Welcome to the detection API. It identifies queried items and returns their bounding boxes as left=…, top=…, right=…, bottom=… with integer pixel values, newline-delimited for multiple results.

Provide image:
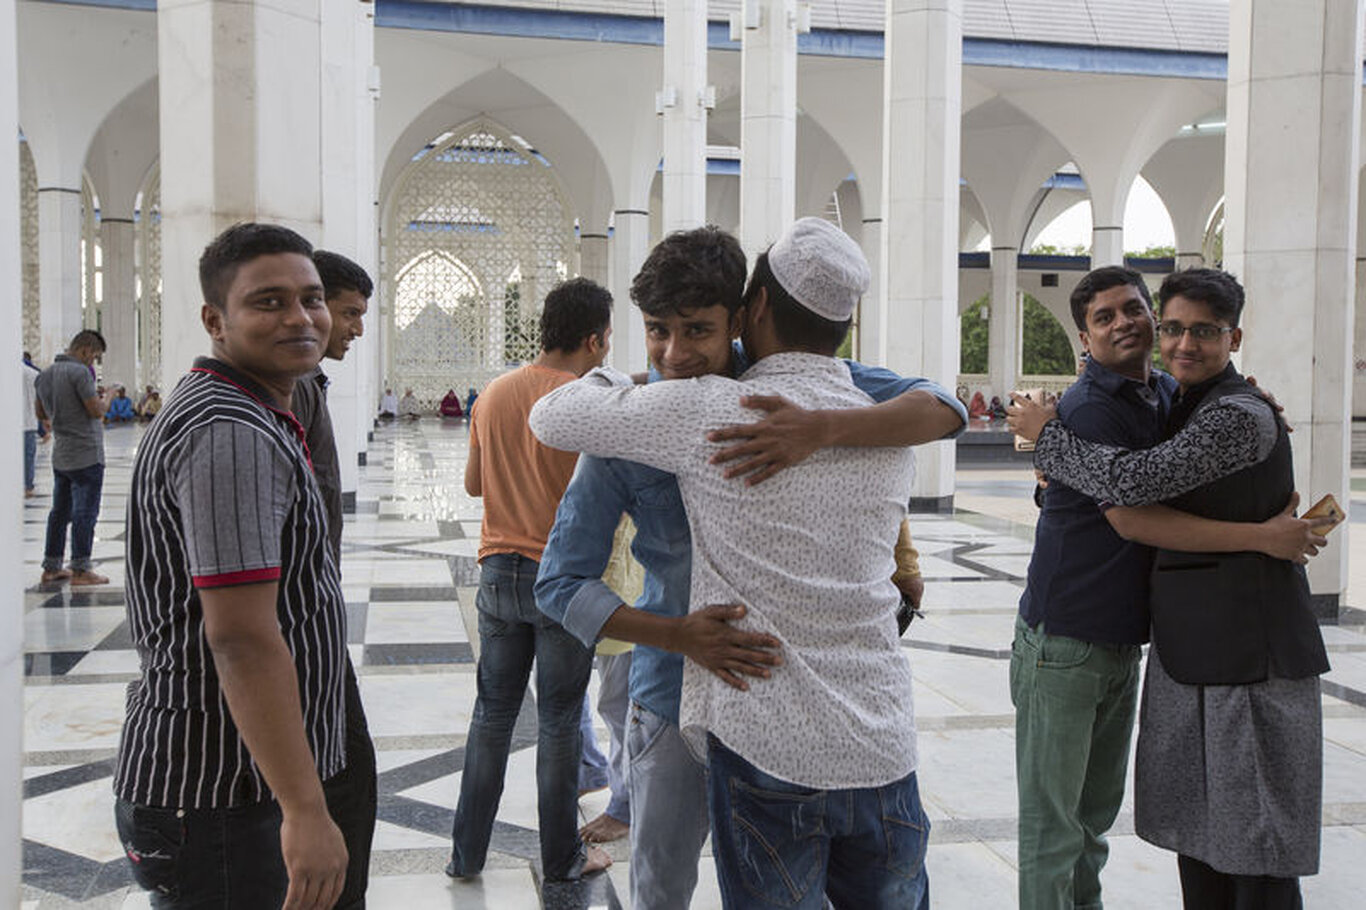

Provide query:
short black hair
left=199, top=223, right=314, bottom=310
left=69, top=329, right=106, bottom=355
left=313, top=250, right=373, bottom=301
left=1069, top=266, right=1153, bottom=331
left=631, top=226, right=747, bottom=318
left=1158, top=268, right=1245, bottom=327
left=540, top=277, right=613, bottom=353
left=745, top=252, right=850, bottom=355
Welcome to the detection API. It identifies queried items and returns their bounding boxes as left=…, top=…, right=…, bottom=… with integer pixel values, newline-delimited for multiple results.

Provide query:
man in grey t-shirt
left=35, top=330, right=112, bottom=585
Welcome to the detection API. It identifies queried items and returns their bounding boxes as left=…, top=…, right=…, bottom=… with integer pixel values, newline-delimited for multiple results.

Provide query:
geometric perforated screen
left=383, top=120, right=573, bottom=409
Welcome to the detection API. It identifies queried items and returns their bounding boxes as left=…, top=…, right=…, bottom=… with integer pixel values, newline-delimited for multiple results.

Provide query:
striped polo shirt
left=114, top=357, right=347, bottom=809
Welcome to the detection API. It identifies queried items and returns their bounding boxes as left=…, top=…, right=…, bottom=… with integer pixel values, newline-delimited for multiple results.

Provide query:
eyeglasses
left=1157, top=322, right=1234, bottom=342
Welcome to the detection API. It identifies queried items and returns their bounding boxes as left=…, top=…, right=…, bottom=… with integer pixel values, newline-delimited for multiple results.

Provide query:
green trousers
left=1010, top=615, right=1141, bottom=910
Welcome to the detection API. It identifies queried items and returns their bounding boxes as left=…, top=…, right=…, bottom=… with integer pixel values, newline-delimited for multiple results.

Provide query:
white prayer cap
left=767, top=217, right=870, bottom=322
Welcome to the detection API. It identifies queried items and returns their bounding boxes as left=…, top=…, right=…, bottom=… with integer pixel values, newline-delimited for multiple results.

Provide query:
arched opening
left=382, top=121, right=574, bottom=408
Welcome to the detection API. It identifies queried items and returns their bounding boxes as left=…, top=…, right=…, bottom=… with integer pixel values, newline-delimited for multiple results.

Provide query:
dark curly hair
left=631, top=226, right=746, bottom=318
left=1158, top=268, right=1245, bottom=327
left=540, top=277, right=613, bottom=353
left=1069, top=265, right=1152, bottom=331
left=313, top=250, right=373, bottom=301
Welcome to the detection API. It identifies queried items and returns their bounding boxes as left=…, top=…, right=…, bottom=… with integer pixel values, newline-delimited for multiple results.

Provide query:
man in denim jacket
left=534, top=225, right=966, bottom=910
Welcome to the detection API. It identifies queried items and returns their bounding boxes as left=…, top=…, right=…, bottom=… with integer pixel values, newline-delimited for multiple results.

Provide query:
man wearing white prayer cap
left=529, top=217, right=932, bottom=909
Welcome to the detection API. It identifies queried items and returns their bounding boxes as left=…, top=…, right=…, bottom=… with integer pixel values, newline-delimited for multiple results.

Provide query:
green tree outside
left=960, top=292, right=1074, bottom=376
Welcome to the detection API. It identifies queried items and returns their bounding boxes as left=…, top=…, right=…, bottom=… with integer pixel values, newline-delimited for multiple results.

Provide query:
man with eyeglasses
left=1009, top=266, right=1312, bottom=910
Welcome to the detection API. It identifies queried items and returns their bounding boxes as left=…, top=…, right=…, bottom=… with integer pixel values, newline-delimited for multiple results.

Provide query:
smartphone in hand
left=1303, top=493, right=1346, bottom=534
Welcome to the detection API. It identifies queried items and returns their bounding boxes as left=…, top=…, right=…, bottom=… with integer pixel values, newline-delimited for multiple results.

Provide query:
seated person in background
left=989, top=395, right=1008, bottom=420
left=379, top=387, right=399, bottom=418
left=439, top=389, right=464, bottom=418
left=399, top=388, right=421, bottom=419
left=139, top=389, right=162, bottom=421
left=105, top=386, right=136, bottom=422
left=968, top=390, right=989, bottom=420
left=466, top=386, right=479, bottom=414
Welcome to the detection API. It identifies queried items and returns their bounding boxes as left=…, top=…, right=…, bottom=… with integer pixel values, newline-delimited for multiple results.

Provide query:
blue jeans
left=628, top=702, right=709, bottom=910
left=114, top=797, right=288, bottom=908
left=23, top=429, right=36, bottom=491
left=44, top=462, right=104, bottom=571
left=706, top=735, right=931, bottom=910
left=449, top=553, right=595, bottom=880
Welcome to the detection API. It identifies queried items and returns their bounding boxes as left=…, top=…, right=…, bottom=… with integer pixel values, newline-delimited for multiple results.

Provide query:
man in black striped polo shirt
left=114, top=223, right=349, bottom=909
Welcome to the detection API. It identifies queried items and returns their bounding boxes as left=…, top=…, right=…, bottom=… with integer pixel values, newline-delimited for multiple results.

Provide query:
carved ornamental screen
left=20, top=140, right=38, bottom=357
left=382, top=121, right=573, bottom=409
left=135, top=166, right=161, bottom=391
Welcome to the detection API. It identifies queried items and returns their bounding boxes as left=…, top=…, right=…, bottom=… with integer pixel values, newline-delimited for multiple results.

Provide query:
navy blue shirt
left=1018, top=359, right=1176, bottom=645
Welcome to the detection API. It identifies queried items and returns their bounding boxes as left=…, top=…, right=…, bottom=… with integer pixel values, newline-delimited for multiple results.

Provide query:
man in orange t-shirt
left=448, top=277, right=614, bottom=882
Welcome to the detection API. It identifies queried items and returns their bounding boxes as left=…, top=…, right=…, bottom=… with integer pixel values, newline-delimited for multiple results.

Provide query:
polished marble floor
left=19, top=420, right=1366, bottom=908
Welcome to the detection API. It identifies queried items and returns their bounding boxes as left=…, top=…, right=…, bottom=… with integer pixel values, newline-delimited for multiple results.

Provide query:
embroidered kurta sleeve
left=528, top=366, right=710, bottom=475
left=1032, top=393, right=1278, bottom=507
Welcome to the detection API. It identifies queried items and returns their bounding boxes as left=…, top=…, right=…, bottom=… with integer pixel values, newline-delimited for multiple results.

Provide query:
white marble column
left=37, top=186, right=82, bottom=362
left=1174, top=252, right=1205, bottom=270
left=1, top=0, right=24, bottom=901
left=737, top=0, right=798, bottom=260
left=99, top=218, right=137, bottom=390
left=610, top=208, right=650, bottom=372
left=580, top=231, right=610, bottom=287
left=319, top=0, right=377, bottom=505
left=661, top=0, right=708, bottom=232
left=1225, top=0, right=1364, bottom=618
left=1090, top=223, right=1124, bottom=267
left=157, top=0, right=325, bottom=383
left=987, top=246, right=1020, bottom=398
left=860, top=216, right=883, bottom=362
left=881, top=0, right=962, bottom=511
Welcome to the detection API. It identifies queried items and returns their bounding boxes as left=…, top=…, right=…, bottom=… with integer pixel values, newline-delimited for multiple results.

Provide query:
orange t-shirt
left=470, top=363, right=580, bottom=563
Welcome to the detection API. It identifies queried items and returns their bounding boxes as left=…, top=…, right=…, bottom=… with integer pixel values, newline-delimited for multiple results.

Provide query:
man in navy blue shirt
left=1012, top=266, right=1172, bottom=910
left=535, top=226, right=966, bottom=910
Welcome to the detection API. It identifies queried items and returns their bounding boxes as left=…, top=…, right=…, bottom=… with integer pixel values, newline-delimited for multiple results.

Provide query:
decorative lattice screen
left=135, top=166, right=161, bottom=391
left=81, top=177, right=100, bottom=331
left=382, top=121, right=573, bottom=409
left=20, top=141, right=38, bottom=357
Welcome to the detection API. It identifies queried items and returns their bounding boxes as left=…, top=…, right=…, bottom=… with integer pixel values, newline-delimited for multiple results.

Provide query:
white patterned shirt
left=529, top=353, right=918, bottom=789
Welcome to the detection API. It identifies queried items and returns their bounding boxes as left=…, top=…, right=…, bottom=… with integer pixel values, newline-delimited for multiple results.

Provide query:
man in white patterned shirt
left=530, top=218, right=929, bottom=909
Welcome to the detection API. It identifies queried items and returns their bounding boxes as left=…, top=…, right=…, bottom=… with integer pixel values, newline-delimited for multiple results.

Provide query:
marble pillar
left=1090, top=223, right=1124, bottom=267
left=738, top=0, right=798, bottom=260
left=1174, top=251, right=1205, bottom=270
left=1224, top=0, right=1364, bottom=617
left=37, top=186, right=82, bottom=363
left=580, top=232, right=610, bottom=287
left=1, top=0, right=23, bottom=901
left=610, top=209, right=650, bottom=372
left=319, top=0, right=376, bottom=499
left=881, top=0, right=962, bottom=512
left=99, top=218, right=137, bottom=390
left=156, top=0, right=325, bottom=383
left=988, top=246, right=1020, bottom=398
left=860, top=216, right=883, bottom=363
left=661, top=0, right=708, bottom=232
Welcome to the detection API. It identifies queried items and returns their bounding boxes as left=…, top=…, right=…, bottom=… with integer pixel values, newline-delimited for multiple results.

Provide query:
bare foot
left=70, top=570, right=110, bottom=587
left=582, top=844, right=612, bottom=875
left=40, top=568, right=71, bottom=584
left=580, top=812, right=629, bottom=844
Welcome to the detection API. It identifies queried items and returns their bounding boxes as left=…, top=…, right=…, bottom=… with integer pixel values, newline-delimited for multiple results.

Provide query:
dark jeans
left=1178, top=855, right=1303, bottom=910
left=706, top=735, right=931, bottom=910
left=323, top=659, right=377, bottom=910
left=23, top=429, right=36, bottom=491
left=115, top=797, right=288, bottom=908
left=44, top=461, right=104, bottom=571
left=449, top=553, right=594, bottom=880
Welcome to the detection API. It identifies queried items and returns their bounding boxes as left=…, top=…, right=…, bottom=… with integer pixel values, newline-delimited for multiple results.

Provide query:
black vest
left=1148, top=368, right=1329, bottom=685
